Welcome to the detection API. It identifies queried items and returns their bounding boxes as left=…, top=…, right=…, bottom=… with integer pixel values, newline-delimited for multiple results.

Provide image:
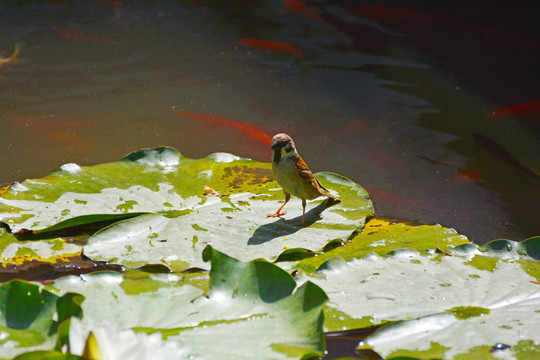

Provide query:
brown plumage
left=267, top=133, right=340, bottom=225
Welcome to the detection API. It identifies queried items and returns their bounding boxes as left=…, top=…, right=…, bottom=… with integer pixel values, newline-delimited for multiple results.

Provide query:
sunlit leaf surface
left=47, top=247, right=327, bottom=360
left=0, top=228, right=82, bottom=267
left=293, top=217, right=470, bottom=273
left=298, top=238, right=540, bottom=359
left=2, top=146, right=538, bottom=360
left=0, top=147, right=373, bottom=270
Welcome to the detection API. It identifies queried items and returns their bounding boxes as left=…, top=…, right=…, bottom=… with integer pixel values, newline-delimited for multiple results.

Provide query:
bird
left=267, top=133, right=340, bottom=226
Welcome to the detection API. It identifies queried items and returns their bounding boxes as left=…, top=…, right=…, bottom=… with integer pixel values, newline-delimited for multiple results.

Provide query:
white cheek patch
left=280, top=148, right=295, bottom=159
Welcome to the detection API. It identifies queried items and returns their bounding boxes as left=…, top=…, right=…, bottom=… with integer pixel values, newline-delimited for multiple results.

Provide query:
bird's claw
left=267, top=211, right=287, bottom=218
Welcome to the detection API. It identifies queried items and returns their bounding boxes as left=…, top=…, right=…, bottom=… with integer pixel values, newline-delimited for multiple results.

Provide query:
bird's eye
left=284, top=142, right=293, bottom=152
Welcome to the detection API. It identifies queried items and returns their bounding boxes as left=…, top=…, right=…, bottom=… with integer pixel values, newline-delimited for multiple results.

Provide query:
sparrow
left=267, top=133, right=340, bottom=226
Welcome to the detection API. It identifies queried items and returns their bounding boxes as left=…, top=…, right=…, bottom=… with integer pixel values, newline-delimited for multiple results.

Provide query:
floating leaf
left=0, top=148, right=372, bottom=270
left=294, top=217, right=469, bottom=273
left=13, top=350, right=82, bottom=360
left=0, top=228, right=82, bottom=268
left=0, top=281, right=83, bottom=358
left=47, top=246, right=327, bottom=360
left=297, top=238, right=540, bottom=359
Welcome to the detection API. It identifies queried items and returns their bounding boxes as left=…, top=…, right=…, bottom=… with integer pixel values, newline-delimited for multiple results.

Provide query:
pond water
left=1, top=0, right=538, bottom=245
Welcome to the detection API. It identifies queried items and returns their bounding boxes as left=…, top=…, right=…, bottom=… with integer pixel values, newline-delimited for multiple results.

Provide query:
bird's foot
left=267, top=211, right=287, bottom=218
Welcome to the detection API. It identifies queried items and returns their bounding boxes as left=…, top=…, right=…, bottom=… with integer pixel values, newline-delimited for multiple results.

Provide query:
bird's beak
left=271, top=142, right=278, bottom=149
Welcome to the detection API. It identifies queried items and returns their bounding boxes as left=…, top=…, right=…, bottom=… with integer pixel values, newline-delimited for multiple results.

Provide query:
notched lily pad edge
left=312, top=236, right=540, bottom=273
left=1, top=212, right=154, bottom=237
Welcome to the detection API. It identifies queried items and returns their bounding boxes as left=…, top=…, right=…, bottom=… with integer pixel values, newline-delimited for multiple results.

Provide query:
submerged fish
left=283, top=0, right=353, bottom=47
left=55, top=28, right=115, bottom=45
left=238, top=39, right=303, bottom=59
left=173, top=109, right=272, bottom=146
left=283, top=0, right=324, bottom=22
left=331, top=119, right=367, bottom=140
left=368, top=141, right=401, bottom=172
left=351, top=7, right=437, bottom=21
left=0, top=44, right=20, bottom=70
left=5, top=111, right=89, bottom=151
left=488, top=101, right=540, bottom=120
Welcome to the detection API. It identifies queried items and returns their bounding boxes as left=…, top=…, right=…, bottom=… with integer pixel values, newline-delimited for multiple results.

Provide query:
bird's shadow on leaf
left=247, top=198, right=340, bottom=245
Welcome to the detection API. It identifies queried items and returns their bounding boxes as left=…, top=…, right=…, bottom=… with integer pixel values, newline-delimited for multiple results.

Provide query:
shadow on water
left=0, top=1, right=538, bottom=244
left=357, top=63, right=540, bottom=242
left=0, top=255, right=124, bottom=284
left=323, top=327, right=384, bottom=360
left=247, top=199, right=339, bottom=245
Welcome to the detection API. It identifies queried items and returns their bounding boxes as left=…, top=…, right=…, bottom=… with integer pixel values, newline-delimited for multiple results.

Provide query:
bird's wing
left=296, top=155, right=335, bottom=197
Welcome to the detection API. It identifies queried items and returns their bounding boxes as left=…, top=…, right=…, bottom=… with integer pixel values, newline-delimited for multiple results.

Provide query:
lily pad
left=47, top=246, right=328, bottom=360
left=297, top=238, right=540, bottom=358
left=0, top=147, right=373, bottom=270
left=0, top=228, right=82, bottom=268
left=293, top=217, right=470, bottom=273
left=0, top=280, right=82, bottom=358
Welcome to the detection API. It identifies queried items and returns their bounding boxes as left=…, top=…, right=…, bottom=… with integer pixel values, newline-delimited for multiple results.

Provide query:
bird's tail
left=318, top=182, right=341, bottom=203
left=325, top=192, right=341, bottom=203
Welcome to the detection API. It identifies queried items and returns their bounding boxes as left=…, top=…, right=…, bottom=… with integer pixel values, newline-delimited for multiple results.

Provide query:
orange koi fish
left=173, top=110, right=272, bottom=146
left=363, top=184, right=420, bottom=210
left=446, top=170, right=481, bottom=184
left=0, top=44, right=20, bottom=70
left=55, top=29, right=115, bottom=45
left=368, top=141, right=401, bottom=172
left=283, top=0, right=353, bottom=48
left=99, top=0, right=122, bottom=7
left=488, top=101, right=540, bottom=120
left=238, top=39, right=303, bottom=60
left=351, top=7, right=436, bottom=21
left=5, top=111, right=89, bottom=151
left=331, top=119, right=367, bottom=140
left=283, top=0, right=324, bottom=22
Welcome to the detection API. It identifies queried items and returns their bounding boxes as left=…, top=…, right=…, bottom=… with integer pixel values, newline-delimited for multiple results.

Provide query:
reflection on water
left=0, top=0, right=538, bottom=244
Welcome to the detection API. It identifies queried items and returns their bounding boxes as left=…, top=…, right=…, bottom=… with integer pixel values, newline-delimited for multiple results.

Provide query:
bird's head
left=271, top=133, right=296, bottom=162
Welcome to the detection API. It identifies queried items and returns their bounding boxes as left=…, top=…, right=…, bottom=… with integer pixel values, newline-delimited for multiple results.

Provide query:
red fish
left=99, top=0, right=122, bottom=7
left=173, top=110, right=272, bottom=146
left=238, top=39, right=303, bottom=60
left=448, top=170, right=481, bottom=184
left=351, top=7, right=436, bottom=21
left=363, top=184, right=420, bottom=210
left=283, top=0, right=353, bottom=48
left=5, top=111, right=89, bottom=151
left=283, top=0, right=325, bottom=22
left=332, top=119, right=367, bottom=140
left=488, top=101, right=540, bottom=120
left=0, top=43, right=20, bottom=70
left=55, top=29, right=115, bottom=45
left=368, top=141, right=401, bottom=172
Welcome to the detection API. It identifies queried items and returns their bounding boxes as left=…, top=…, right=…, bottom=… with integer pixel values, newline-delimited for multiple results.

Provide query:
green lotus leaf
left=13, top=350, right=83, bottom=360
left=294, top=217, right=470, bottom=273
left=0, top=281, right=83, bottom=358
left=48, top=246, right=327, bottom=359
left=0, top=147, right=372, bottom=270
left=297, top=238, right=539, bottom=358
left=0, top=228, right=82, bottom=267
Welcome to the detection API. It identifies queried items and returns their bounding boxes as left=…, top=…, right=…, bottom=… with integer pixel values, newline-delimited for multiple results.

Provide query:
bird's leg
left=295, top=199, right=307, bottom=226
left=267, top=193, right=290, bottom=218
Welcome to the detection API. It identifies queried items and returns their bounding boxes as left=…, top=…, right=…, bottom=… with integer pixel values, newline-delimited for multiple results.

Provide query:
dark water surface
left=1, top=0, right=538, bottom=245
